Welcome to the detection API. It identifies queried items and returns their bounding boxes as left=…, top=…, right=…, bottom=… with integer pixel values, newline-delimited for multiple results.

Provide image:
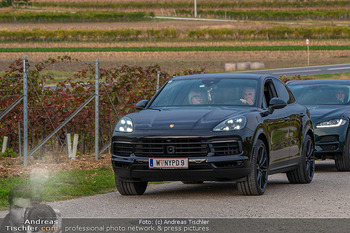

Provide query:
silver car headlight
left=213, top=116, right=247, bottom=132
left=116, top=117, right=134, bottom=132
left=316, top=119, right=347, bottom=128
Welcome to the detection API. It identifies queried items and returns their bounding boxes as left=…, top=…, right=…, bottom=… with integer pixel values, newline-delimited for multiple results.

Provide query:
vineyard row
left=30, top=0, right=350, bottom=9
left=1, top=26, right=350, bottom=42
left=0, top=11, right=150, bottom=22
left=1, top=9, right=350, bottom=22
left=1, top=45, right=350, bottom=53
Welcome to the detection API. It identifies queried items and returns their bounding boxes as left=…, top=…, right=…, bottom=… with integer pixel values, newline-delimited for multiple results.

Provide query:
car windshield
left=289, top=84, right=350, bottom=105
left=150, top=78, right=258, bottom=107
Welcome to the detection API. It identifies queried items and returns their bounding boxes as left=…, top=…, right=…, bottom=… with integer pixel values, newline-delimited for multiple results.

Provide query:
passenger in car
left=335, top=89, right=346, bottom=103
left=189, top=90, right=207, bottom=104
left=240, top=87, right=256, bottom=105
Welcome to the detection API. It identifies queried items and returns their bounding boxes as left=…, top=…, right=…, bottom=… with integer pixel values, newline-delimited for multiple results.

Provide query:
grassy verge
left=0, top=167, right=116, bottom=210
left=290, top=72, right=350, bottom=80
left=0, top=176, right=26, bottom=210
left=1, top=45, right=350, bottom=53
left=310, top=72, right=350, bottom=79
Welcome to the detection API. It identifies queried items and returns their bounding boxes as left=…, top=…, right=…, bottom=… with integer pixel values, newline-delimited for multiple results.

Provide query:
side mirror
left=136, top=100, right=149, bottom=110
left=268, top=98, right=287, bottom=113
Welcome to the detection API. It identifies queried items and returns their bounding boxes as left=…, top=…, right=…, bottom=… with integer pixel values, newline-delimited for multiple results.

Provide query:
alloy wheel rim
left=305, top=138, right=315, bottom=179
left=256, top=145, right=268, bottom=190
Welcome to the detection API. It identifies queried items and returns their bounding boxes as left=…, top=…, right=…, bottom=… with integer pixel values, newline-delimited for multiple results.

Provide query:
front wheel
left=115, top=175, right=148, bottom=195
left=335, top=131, right=350, bottom=171
left=237, top=139, right=269, bottom=195
left=287, top=134, right=315, bottom=184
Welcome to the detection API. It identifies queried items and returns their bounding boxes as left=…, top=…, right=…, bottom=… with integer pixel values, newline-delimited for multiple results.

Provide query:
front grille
left=113, top=137, right=241, bottom=157
left=135, top=138, right=208, bottom=156
left=316, top=135, right=339, bottom=143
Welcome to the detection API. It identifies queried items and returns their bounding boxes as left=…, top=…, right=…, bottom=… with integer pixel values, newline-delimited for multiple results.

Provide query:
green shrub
left=0, top=0, right=12, bottom=7
left=0, top=148, right=18, bottom=158
left=0, top=11, right=150, bottom=23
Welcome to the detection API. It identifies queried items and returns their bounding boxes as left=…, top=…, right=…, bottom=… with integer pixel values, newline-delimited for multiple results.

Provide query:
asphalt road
left=243, top=63, right=350, bottom=76
left=1, top=160, right=348, bottom=219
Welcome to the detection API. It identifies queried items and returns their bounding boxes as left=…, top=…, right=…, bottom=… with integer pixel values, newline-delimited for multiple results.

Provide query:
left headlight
left=316, top=119, right=347, bottom=128
left=213, top=116, right=247, bottom=132
left=116, top=117, right=134, bottom=133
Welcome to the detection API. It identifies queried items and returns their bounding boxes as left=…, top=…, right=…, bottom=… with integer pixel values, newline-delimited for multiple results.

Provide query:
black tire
left=115, top=175, right=148, bottom=195
left=181, top=181, right=204, bottom=184
left=335, top=131, right=350, bottom=171
left=237, top=139, right=269, bottom=195
left=287, top=134, right=315, bottom=184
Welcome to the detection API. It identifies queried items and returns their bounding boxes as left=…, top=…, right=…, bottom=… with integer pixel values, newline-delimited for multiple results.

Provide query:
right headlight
left=316, top=119, right=347, bottom=128
left=115, top=117, right=134, bottom=133
left=213, top=116, right=247, bottom=132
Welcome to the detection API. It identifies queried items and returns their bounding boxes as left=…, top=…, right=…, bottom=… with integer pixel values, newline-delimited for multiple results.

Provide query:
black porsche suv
left=112, top=73, right=315, bottom=196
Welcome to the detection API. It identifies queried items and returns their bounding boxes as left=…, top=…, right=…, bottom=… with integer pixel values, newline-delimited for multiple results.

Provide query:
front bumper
left=111, top=132, right=254, bottom=182
left=112, top=154, right=251, bottom=182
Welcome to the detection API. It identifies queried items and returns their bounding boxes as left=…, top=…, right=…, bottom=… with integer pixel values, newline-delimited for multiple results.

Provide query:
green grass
left=1, top=45, right=350, bottom=53
left=0, top=176, right=27, bottom=210
left=0, top=167, right=116, bottom=210
left=287, top=72, right=350, bottom=80
left=303, top=72, right=350, bottom=79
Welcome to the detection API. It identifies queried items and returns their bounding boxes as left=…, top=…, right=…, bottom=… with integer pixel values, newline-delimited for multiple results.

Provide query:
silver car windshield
left=150, top=78, right=258, bottom=107
left=289, top=84, right=350, bottom=105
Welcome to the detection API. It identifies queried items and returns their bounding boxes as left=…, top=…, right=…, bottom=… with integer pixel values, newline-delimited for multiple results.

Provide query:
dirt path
left=0, top=153, right=111, bottom=178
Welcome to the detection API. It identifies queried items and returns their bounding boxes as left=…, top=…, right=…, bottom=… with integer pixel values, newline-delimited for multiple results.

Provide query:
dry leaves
left=0, top=153, right=112, bottom=178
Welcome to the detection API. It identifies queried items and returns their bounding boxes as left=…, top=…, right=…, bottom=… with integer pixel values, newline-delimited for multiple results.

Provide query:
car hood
left=306, top=105, right=346, bottom=123
left=129, top=107, right=255, bottom=130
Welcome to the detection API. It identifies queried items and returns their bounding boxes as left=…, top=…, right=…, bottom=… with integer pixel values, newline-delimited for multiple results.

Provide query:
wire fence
left=0, top=56, right=170, bottom=165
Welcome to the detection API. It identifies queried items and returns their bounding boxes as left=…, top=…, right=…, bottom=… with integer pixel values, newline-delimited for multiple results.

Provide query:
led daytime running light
left=316, top=119, right=346, bottom=128
left=116, top=117, right=134, bottom=133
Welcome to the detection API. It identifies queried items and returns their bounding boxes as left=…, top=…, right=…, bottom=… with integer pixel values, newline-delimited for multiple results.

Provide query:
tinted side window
left=263, top=80, right=277, bottom=108
left=273, top=79, right=294, bottom=104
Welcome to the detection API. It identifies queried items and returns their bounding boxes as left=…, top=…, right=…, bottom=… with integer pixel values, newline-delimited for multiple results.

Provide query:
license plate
left=149, top=158, right=188, bottom=169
